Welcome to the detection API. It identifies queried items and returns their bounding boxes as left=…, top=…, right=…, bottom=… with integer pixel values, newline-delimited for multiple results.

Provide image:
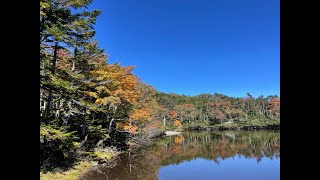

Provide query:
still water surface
left=81, top=130, right=280, bottom=180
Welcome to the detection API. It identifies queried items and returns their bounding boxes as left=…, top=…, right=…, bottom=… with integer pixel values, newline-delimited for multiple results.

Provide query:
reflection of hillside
left=156, top=131, right=280, bottom=166
left=80, top=131, right=280, bottom=180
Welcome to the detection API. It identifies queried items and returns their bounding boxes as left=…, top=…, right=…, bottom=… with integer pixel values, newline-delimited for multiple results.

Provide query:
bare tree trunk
left=55, top=108, right=59, bottom=118
left=55, top=99, right=61, bottom=118
left=40, top=90, right=43, bottom=110
left=41, top=60, right=45, bottom=76
left=72, top=47, right=77, bottom=71
left=51, top=41, right=58, bottom=75
left=43, top=100, right=46, bottom=111
left=129, top=164, right=132, bottom=173
left=108, top=106, right=118, bottom=132
left=163, top=115, right=166, bottom=126
left=80, top=133, right=89, bottom=148
left=72, top=61, right=75, bottom=71
left=45, top=93, right=52, bottom=121
left=109, top=118, right=114, bottom=132
left=45, top=42, right=58, bottom=120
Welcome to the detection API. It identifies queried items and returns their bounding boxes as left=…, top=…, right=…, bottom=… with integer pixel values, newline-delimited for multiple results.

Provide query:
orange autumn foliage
left=129, top=125, right=139, bottom=134
left=175, top=135, right=183, bottom=144
left=145, top=120, right=162, bottom=130
left=116, top=122, right=139, bottom=134
left=173, top=120, right=182, bottom=127
left=56, top=49, right=72, bottom=70
left=129, top=109, right=151, bottom=122
left=90, top=64, right=140, bottom=106
left=168, top=110, right=178, bottom=118
left=269, top=97, right=280, bottom=112
left=116, top=122, right=129, bottom=131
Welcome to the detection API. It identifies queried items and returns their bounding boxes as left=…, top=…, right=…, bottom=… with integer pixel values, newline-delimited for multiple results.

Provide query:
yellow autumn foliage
left=90, top=64, right=140, bottom=106
left=116, top=122, right=139, bottom=134
left=129, top=109, right=151, bottom=122
left=173, top=120, right=182, bottom=127
left=175, top=135, right=183, bottom=144
left=86, top=91, right=99, bottom=98
left=95, top=98, right=102, bottom=104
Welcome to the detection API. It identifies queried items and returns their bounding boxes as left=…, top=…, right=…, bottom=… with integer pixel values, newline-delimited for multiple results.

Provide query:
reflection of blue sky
left=159, top=155, right=279, bottom=180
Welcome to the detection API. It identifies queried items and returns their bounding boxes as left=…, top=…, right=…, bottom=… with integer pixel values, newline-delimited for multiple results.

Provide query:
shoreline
left=184, top=124, right=280, bottom=131
left=41, top=126, right=279, bottom=179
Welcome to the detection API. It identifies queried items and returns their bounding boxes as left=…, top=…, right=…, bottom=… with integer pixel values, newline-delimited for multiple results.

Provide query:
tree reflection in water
left=80, top=131, right=280, bottom=180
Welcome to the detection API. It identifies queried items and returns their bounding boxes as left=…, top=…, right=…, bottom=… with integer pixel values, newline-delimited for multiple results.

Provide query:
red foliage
left=268, top=97, right=280, bottom=116
left=168, top=110, right=178, bottom=118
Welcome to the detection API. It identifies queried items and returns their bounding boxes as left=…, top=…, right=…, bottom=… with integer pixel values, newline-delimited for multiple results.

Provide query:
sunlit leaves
left=85, top=91, right=98, bottom=98
left=174, top=135, right=183, bottom=144
left=129, top=109, right=151, bottom=122
left=95, top=98, right=102, bottom=105
left=90, top=64, right=139, bottom=106
left=173, top=120, right=182, bottom=127
left=40, top=1, right=50, bottom=17
left=116, top=122, right=139, bottom=134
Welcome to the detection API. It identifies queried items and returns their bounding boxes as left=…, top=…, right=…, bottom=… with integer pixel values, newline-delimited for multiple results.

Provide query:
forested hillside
left=40, top=0, right=280, bottom=174
left=155, top=92, right=280, bottom=127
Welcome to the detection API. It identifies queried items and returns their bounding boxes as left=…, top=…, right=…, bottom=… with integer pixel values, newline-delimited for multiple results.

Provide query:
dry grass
left=40, top=148, right=119, bottom=180
left=40, top=161, right=92, bottom=180
left=93, top=148, right=115, bottom=160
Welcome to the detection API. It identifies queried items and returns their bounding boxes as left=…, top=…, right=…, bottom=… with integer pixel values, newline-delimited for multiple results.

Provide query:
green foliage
left=40, top=126, right=80, bottom=172
left=80, top=125, right=109, bottom=151
left=45, top=75, right=77, bottom=92
left=40, top=0, right=116, bottom=172
left=40, top=125, right=78, bottom=142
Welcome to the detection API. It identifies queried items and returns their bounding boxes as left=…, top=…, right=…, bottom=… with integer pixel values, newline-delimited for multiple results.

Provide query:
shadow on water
left=80, top=130, right=280, bottom=180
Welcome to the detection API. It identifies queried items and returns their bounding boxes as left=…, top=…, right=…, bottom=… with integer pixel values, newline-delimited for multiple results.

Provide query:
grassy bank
left=40, top=147, right=120, bottom=180
left=40, top=161, right=92, bottom=180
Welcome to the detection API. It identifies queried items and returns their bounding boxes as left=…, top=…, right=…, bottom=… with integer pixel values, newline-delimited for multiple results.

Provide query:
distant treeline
left=155, top=92, right=280, bottom=126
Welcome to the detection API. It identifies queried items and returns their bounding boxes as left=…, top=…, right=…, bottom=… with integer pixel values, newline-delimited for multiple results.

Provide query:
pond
left=80, top=130, right=280, bottom=180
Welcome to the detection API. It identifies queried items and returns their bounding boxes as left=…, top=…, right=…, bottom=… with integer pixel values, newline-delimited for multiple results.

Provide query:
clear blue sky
left=88, top=0, right=279, bottom=98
